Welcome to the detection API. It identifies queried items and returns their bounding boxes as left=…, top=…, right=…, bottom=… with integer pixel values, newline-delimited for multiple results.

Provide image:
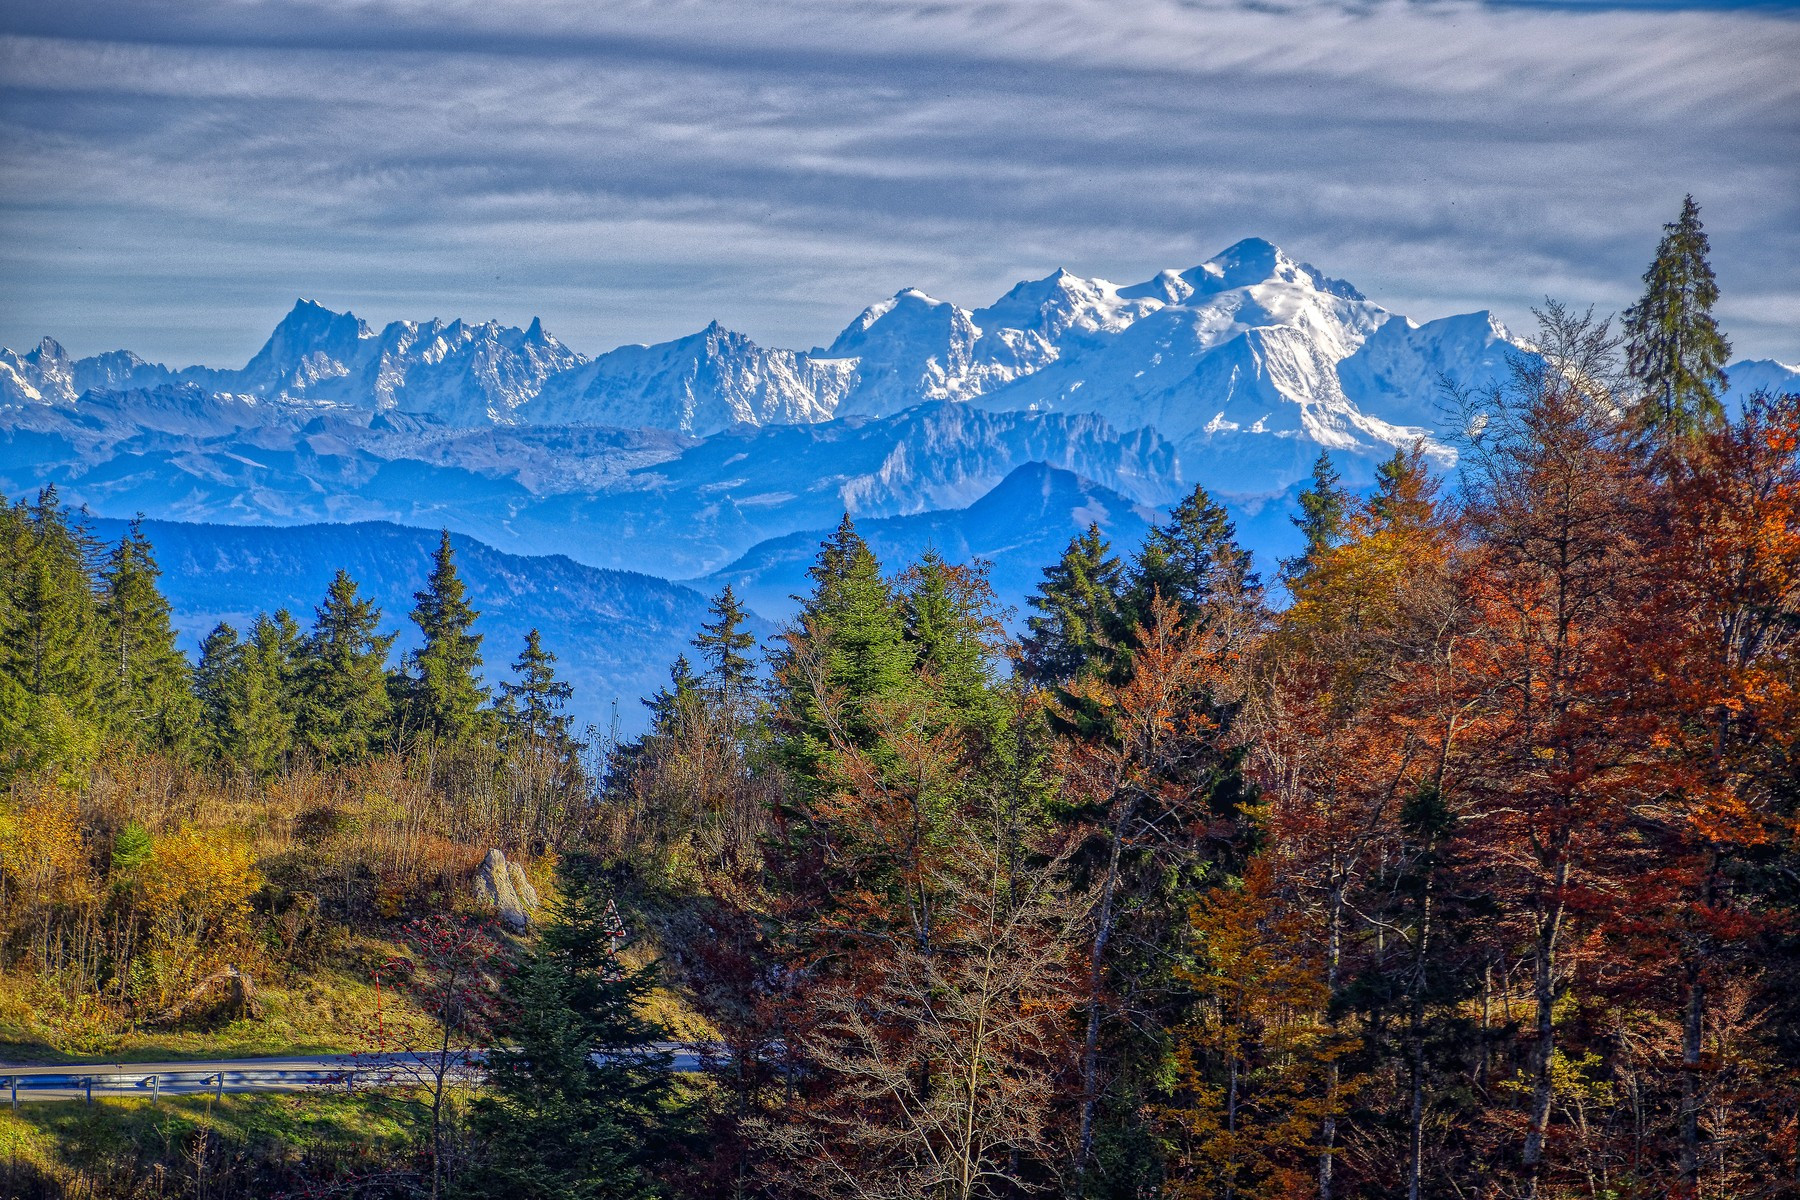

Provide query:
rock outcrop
left=474, top=848, right=539, bottom=932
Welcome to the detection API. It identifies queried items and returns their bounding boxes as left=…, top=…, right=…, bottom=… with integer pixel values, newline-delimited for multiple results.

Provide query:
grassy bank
left=0, top=1089, right=427, bottom=1198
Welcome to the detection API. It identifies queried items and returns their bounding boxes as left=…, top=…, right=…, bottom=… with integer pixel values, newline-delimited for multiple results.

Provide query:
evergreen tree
left=1018, top=523, right=1126, bottom=686
left=501, top=628, right=576, bottom=748
left=0, top=489, right=105, bottom=777
left=641, top=654, right=700, bottom=734
left=899, top=549, right=1003, bottom=726
left=8, top=488, right=103, bottom=702
left=199, top=610, right=301, bottom=775
left=297, top=569, right=396, bottom=763
left=1623, top=195, right=1733, bottom=437
left=462, top=855, right=687, bottom=1199
left=1128, top=484, right=1261, bottom=628
left=97, top=518, right=198, bottom=751
left=194, top=621, right=244, bottom=759
left=1370, top=444, right=1439, bottom=532
left=240, top=609, right=303, bottom=773
left=1284, top=451, right=1349, bottom=581
left=408, top=531, right=488, bottom=744
left=0, top=499, right=32, bottom=775
left=791, top=515, right=910, bottom=742
left=692, top=585, right=757, bottom=705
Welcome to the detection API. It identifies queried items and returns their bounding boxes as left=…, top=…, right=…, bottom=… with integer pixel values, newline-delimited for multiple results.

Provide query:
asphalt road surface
left=0, top=1045, right=705, bottom=1105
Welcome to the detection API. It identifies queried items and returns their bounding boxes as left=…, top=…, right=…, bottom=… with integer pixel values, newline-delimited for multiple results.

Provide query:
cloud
left=1, top=0, right=1795, bottom=364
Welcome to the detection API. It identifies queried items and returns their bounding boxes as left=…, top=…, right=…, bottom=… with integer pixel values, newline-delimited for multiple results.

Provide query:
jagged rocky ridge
left=2, top=239, right=1527, bottom=481
left=8, top=239, right=1792, bottom=483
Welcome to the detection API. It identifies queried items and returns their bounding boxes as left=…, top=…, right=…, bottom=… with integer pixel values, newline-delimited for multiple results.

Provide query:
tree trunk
left=1522, top=855, right=1570, bottom=1196
left=1320, top=880, right=1344, bottom=1200
left=1075, top=804, right=1130, bottom=1177
left=1680, top=968, right=1704, bottom=1192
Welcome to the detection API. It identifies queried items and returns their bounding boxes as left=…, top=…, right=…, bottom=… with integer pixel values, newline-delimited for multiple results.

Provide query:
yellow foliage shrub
left=131, top=825, right=260, bottom=1015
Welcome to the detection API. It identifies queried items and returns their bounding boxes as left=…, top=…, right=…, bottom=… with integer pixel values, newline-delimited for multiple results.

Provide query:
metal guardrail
left=0, top=1055, right=449, bottom=1107
left=1, top=1045, right=705, bottom=1106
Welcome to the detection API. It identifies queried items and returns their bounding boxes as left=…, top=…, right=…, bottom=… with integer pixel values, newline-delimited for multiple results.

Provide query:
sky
left=1, top=0, right=1796, bottom=367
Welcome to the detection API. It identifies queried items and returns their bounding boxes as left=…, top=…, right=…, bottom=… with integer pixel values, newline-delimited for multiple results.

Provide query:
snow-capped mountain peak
left=1178, top=236, right=1366, bottom=302
left=2, top=239, right=1679, bottom=494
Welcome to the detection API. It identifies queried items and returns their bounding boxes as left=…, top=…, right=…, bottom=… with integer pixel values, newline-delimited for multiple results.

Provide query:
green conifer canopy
left=1623, top=194, right=1732, bottom=438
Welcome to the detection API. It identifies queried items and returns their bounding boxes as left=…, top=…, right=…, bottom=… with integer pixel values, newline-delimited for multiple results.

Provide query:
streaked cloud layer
left=1, top=0, right=1795, bottom=364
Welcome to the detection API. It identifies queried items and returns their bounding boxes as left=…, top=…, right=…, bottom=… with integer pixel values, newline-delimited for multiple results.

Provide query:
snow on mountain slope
left=524, top=321, right=850, bottom=433
left=1723, top=359, right=1800, bottom=411
left=3, top=239, right=1526, bottom=471
left=1, top=301, right=587, bottom=424
left=959, top=240, right=1485, bottom=491
left=0, top=338, right=80, bottom=406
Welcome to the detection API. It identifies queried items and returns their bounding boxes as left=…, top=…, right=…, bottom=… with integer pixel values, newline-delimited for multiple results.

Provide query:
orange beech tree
left=1451, top=303, right=1664, bottom=1195
left=1634, top=386, right=1800, bottom=1194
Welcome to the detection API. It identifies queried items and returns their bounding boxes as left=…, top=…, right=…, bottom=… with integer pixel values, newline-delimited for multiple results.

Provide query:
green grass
left=0, top=937, right=434, bottom=1066
left=0, top=1089, right=427, bottom=1198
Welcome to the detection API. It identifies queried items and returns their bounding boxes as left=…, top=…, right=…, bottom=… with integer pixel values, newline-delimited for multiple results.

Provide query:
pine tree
left=239, top=609, right=302, bottom=774
left=197, top=611, right=300, bottom=775
left=1284, top=451, right=1349, bottom=581
left=462, top=855, right=687, bottom=1199
left=793, top=515, right=910, bottom=739
left=0, top=489, right=105, bottom=777
left=408, top=531, right=488, bottom=745
left=194, top=621, right=244, bottom=758
left=1019, top=523, right=1126, bottom=686
left=8, top=488, right=103, bottom=703
left=0, top=499, right=32, bottom=775
left=1623, top=195, right=1733, bottom=438
left=1129, top=484, right=1261, bottom=629
left=297, top=570, right=396, bottom=763
left=641, top=654, right=700, bottom=735
left=501, top=628, right=576, bottom=748
left=97, top=518, right=198, bottom=752
left=693, top=585, right=757, bottom=705
left=898, top=550, right=1003, bottom=725
left=1370, top=444, right=1439, bottom=532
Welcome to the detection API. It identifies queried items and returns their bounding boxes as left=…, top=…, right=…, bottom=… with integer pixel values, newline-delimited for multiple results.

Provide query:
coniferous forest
left=2, top=205, right=1798, bottom=1200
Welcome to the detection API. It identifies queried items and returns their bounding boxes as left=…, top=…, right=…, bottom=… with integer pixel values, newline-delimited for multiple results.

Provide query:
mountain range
left=8, top=238, right=1795, bottom=717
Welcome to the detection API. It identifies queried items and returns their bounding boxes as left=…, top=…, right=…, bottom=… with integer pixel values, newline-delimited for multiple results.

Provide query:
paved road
left=0, top=1045, right=705, bottom=1106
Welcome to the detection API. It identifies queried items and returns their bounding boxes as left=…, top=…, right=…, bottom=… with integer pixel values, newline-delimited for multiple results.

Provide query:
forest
left=1, top=203, right=1796, bottom=1200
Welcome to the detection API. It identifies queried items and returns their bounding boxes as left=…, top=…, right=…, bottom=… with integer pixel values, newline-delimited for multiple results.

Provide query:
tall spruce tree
left=0, top=499, right=33, bottom=773
left=1623, top=195, right=1732, bottom=437
left=198, top=611, right=301, bottom=775
left=641, top=654, right=700, bottom=735
left=1284, top=451, right=1350, bottom=581
left=791, top=515, right=910, bottom=744
left=241, top=609, right=302, bottom=773
left=9, top=488, right=103, bottom=703
left=0, top=489, right=105, bottom=777
left=1019, top=523, right=1126, bottom=686
left=461, top=855, right=687, bottom=1199
left=501, top=628, right=576, bottom=748
left=693, top=585, right=757, bottom=705
left=899, top=550, right=1003, bottom=726
left=1128, top=484, right=1261, bottom=628
left=194, top=621, right=244, bottom=759
left=408, top=531, right=488, bottom=744
left=297, top=570, right=396, bottom=763
left=97, top=518, right=198, bottom=751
